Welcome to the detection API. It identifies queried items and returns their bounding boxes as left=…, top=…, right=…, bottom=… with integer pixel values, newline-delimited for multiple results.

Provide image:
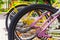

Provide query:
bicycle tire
left=8, top=4, right=58, bottom=40
left=5, top=4, right=28, bottom=31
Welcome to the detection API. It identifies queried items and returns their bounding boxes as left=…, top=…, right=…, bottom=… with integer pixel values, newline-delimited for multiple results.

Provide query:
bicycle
left=6, top=0, right=59, bottom=40
left=8, top=4, right=60, bottom=40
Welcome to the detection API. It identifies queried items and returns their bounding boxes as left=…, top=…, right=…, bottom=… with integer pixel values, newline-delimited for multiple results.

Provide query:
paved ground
left=0, top=13, right=8, bottom=40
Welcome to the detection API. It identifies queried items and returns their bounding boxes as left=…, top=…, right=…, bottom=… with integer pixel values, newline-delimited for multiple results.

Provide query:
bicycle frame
left=29, top=9, right=60, bottom=38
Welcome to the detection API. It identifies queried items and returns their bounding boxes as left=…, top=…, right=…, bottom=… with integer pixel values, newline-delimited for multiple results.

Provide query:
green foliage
left=0, top=0, right=4, bottom=4
left=0, top=0, right=4, bottom=9
left=8, top=0, right=11, bottom=4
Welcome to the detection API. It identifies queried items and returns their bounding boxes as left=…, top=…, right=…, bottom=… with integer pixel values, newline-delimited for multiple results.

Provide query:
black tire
left=5, top=4, right=28, bottom=31
left=8, top=4, right=58, bottom=40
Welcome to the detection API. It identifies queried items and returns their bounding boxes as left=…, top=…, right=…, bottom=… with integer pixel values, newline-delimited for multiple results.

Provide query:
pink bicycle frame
left=30, top=9, right=60, bottom=38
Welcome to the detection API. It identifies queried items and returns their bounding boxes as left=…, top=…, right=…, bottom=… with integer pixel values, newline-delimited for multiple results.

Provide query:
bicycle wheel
left=5, top=4, right=28, bottom=31
left=8, top=4, right=58, bottom=40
